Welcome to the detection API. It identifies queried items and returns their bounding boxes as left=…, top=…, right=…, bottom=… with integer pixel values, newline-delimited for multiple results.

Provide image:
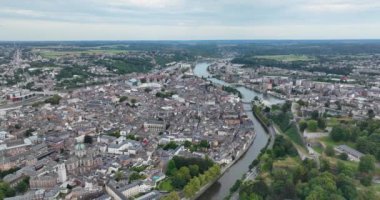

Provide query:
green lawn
left=327, top=118, right=339, bottom=127
left=158, top=179, right=174, bottom=192
left=320, top=137, right=356, bottom=149
left=273, top=156, right=300, bottom=170
left=326, top=117, right=354, bottom=127
left=254, top=54, right=315, bottom=62
left=312, top=145, right=324, bottom=154
left=285, top=124, right=304, bottom=147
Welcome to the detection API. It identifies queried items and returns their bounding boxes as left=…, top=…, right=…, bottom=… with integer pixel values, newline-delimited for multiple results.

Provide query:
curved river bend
left=193, top=63, right=283, bottom=200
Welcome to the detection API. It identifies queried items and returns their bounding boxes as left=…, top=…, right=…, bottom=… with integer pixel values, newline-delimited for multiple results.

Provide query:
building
left=105, top=181, right=128, bottom=200
left=56, top=163, right=67, bottom=183
left=65, top=143, right=102, bottom=175
left=135, top=191, right=161, bottom=200
left=29, top=174, right=57, bottom=189
left=107, top=140, right=141, bottom=155
left=3, top=173, right=27, bottom=188
left=143, top=121, right=165, bottom=132
left=121, top=181, right=151, bottom=198
left=335, top=145, right=364, bottom=162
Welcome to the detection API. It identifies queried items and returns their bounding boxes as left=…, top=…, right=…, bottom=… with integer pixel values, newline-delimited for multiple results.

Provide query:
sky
left=0, top=0, right=379, bottom=40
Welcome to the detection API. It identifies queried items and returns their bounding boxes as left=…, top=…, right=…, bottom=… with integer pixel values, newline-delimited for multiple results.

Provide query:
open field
left=320, top=136, right=356, bottom=149
left=326, top=117, right=353, bottom=127
left=272, top=156, right=300, bottom=169
left=158, top=179, right=174, bottom=192
left=254, top=54, right=316, bottom=62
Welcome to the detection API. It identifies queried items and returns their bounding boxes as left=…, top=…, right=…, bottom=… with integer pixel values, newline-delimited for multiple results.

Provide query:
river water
left=193, top=63, right=283, bottom=200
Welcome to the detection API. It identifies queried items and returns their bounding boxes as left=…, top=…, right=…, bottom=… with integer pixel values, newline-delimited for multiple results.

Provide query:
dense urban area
left=0, top=41, right=380, bottom=200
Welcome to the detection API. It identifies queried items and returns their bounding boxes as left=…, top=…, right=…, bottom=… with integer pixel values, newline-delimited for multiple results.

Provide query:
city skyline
left=1, top=0, right=380, bottom=40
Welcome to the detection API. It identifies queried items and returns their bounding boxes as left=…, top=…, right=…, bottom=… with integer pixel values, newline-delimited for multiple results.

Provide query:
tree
left=189, top=165, right=199, bottom=177
left=183, top=182, right=195, bottom=198
left=172, top=167, right=191, bottom=189
left=208, top=165, right=221, bottom=177
left=199, top=174, right=206, bottom=185
left=83, top=135, right=93, bottom=144
left=230, top=179, right=242, bottom=193
left=114, top=171, right=124, bottom=182
left=119, top=96, right=128, bottom=102
left=307, top=120, right=318, bottom=132
left=338, top=153, right=348, bottom=161
left=183, top=177, right=201, bottom=198
left=144, top=88, right=152, bottom=93
left=263, top=106, right=271, bottom=113
left=311, top=110, right=319, bottom=120
left=251, top=179, right=269, bottom=198
left=299, top=120, right=308, bottom=132
left=330, top=125, right=348, bottom=142
left=281, top=101, right=292, bottom=113
left=358, top=155, right=375, bottom=173
left=325, top=146, right=335, bottom=157
left=336, top=175, right=358, bottom=200
left=184, top=140, right=192, bottom=148
left=163, top=141, right=178, bottom=150
left=166, top=160, right=177, bottom=176
left=336, top=161, right=354, bottom=177
left=14, top=124, right=21, bottom=129
left=317, top=118, right=326, bottom=130
left=15, top=180, right=28, bottom=194
left=367, top=109, right=375, bottom=119
left=131, top=98, right=137, bottom=104
left=359, top=173, right=373, bottom=186
left=0, top=182, right=15, bottom=198
left=297, top=100, right=307, bottom=107
left=129, top=172, right=145, bottom=183
left=199, top=140, right=210, bottom=149
left=45, top=94, right=62, bottom=105
left=320, top=159, right=331, bottom=172
left=24, top=128, right=35, bottom=137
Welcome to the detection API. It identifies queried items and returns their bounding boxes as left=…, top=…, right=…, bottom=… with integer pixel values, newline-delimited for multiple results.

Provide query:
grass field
left=320, top=137, right=356, bottom=149
left=312, top=145, right=324, bottom=154
left=158, top=179, right=174, bottom=192
left=285, top=123, right=304, bottom=147
left=273, top=156, right=300, bottom=169
left=254, top=54, right=315, bottom=62
left=326, top=117, right=353, bottom=127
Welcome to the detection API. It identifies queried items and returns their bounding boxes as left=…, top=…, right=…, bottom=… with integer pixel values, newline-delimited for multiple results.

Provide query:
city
left=1, top=0, right=380, bottom=200
left=0, top=41, right=379, bottom=200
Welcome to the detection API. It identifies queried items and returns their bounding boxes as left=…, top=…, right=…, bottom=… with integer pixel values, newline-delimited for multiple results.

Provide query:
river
left=193, top=63, right=284, bottom=200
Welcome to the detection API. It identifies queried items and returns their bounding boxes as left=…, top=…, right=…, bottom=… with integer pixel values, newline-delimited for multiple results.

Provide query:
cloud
left=0, top=0, right=379, bottom=40
left=297, top=0, right=380, bottom=13
left=105, top=0, right=183, bottom=8
left=0, top=8, right=45, bottom=17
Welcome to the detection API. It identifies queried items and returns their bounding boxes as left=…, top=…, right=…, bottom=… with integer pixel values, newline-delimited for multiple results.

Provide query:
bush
left=307, top=120, right=318, bottom=132
left=44, top=94, right=62, bottom=105
left=324, top=146, right=335, bottom=157
left=338, top=153, right=348, bottom=160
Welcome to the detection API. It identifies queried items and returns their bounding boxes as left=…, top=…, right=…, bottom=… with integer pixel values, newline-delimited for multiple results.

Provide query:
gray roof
left=336, top=145, right=364, bottom=158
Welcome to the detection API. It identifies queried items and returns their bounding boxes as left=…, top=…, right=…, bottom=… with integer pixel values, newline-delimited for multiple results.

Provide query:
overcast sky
left=0, top=0, right=379, bottom=40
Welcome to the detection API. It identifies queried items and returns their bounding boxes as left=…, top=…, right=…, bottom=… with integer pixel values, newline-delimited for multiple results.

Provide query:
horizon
left=1, top=0, right=380, bottom=40
left=2, top=39, right=380, bottom=43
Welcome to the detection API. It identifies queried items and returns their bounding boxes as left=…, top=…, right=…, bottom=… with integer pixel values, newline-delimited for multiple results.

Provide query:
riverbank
left=193, top=62, right=280, bottom=200
left=251, top=106, right=270, bottom=133
left=191, top=133, right=256, bottom=200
